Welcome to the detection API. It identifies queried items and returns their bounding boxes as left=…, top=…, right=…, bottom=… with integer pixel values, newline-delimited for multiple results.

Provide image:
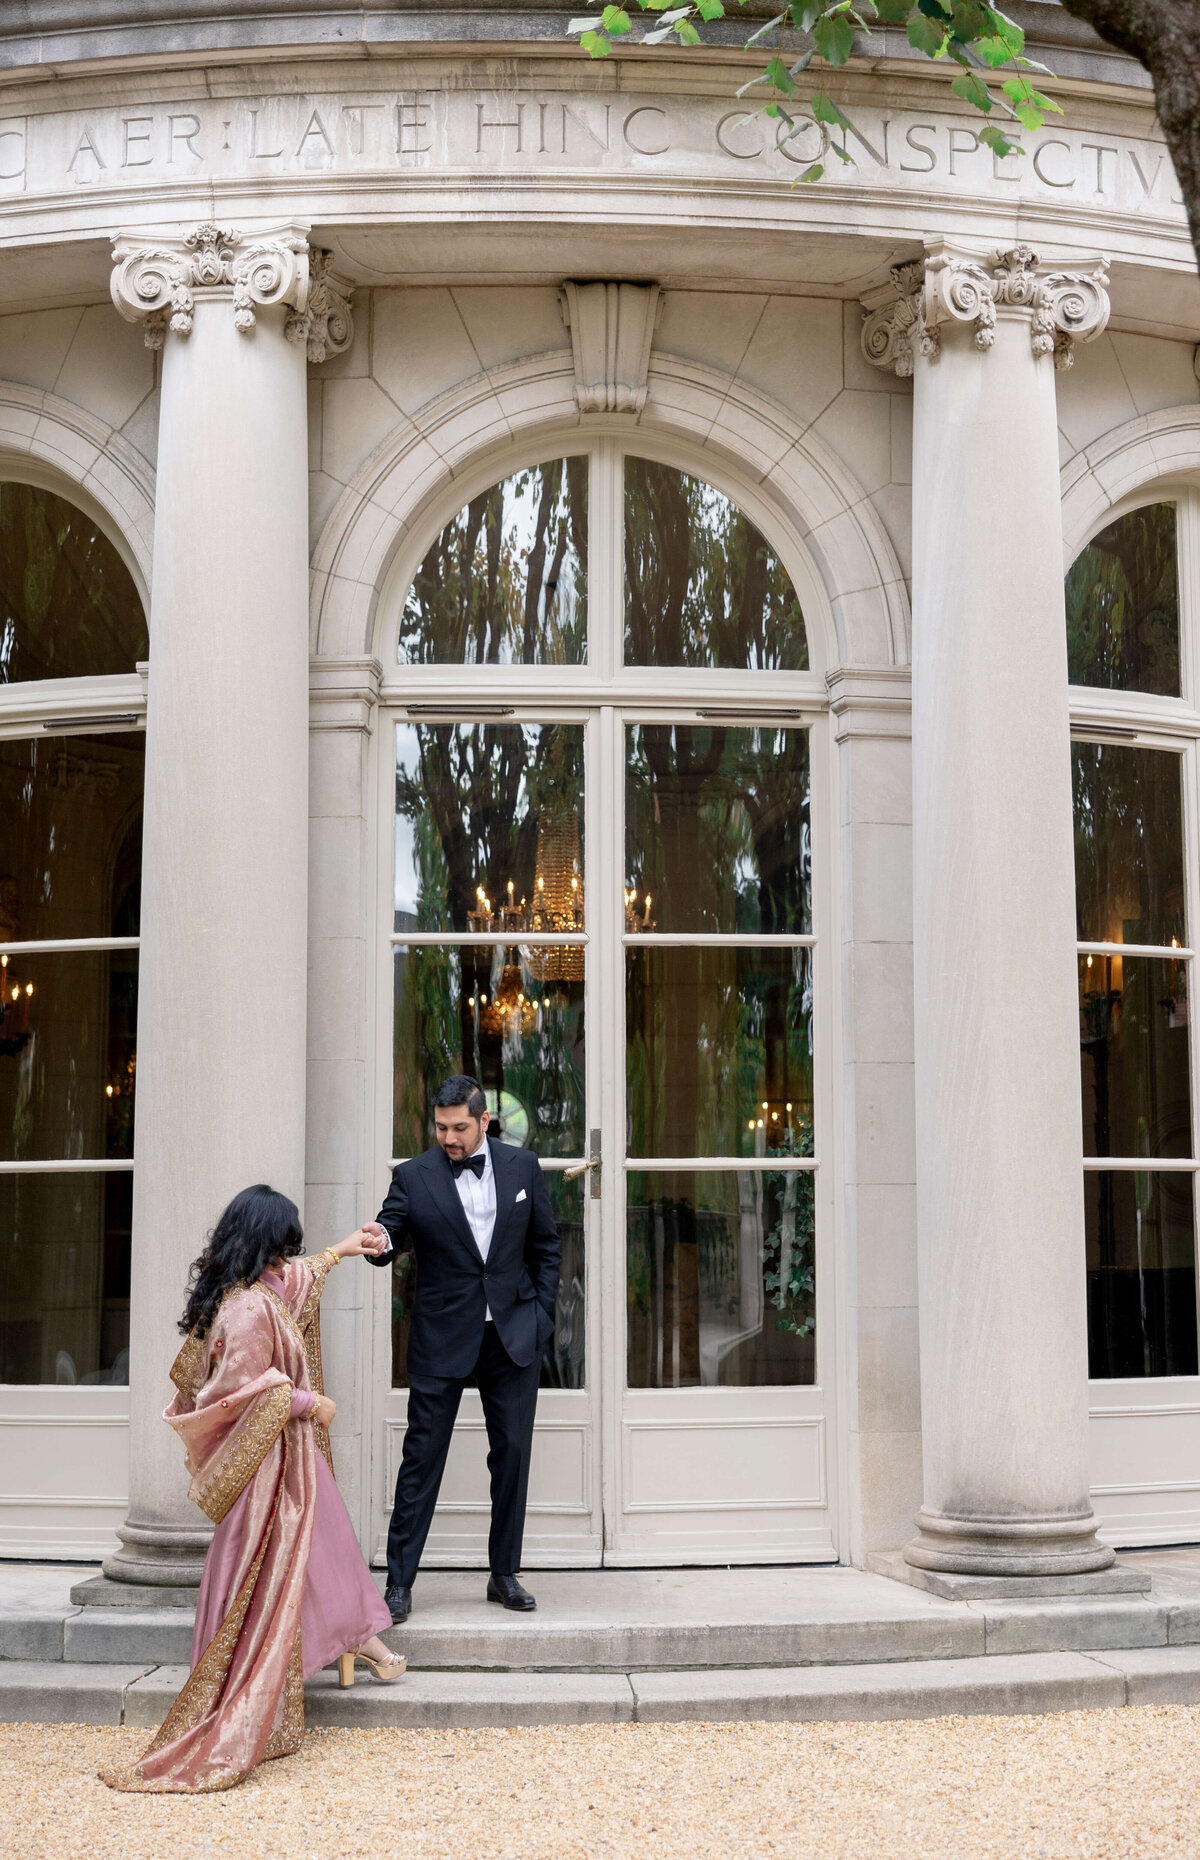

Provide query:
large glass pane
left=0, top=1170, right=131, bottom=1382
left=627, top=946, right=813, bottom=1158
left=0, top=951, right=137, bottom=1162
left=1066, top=503, right=1179, bottom=695
left=0, top=733, right=144, bottom=942
left=1073, top=742, right=1184, bottom=947
left=626, top=724, right=810, bottom=935
left=395, top=722, right=584, bottom=934
left=399, top=459, right=587, bottom=665
left=1085, top=1170, right=1197, bottom=1377
left=0, top=483, right=147, bottom=684
left=624, top=458, right=808, bottom=670
left=391, top=1170, right=585, bottom=1390
left=393, top=944, right=584, bottom=1160
left=626, top=1169, right=814, bottom=1387
left=1079, top=954, right=1191, bottom=1159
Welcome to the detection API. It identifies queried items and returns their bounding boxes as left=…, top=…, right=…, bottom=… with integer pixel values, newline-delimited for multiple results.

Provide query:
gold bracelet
left=323, top=1247, right=340, bottom=1268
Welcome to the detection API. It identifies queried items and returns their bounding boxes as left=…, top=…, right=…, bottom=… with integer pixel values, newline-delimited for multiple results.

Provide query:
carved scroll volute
left=110, top=226, right=352, bottom=359
left=861, top=241, right=1110, bottom=377
left=560, top=281, right=664, bottom=413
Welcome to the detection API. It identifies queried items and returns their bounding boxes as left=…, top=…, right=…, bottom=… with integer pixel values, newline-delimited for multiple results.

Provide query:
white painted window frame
left=1069, top=482, right=1200, bottom=1366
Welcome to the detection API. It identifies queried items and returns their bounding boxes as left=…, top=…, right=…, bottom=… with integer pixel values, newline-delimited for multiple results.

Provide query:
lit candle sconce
left=0, top=952, right=34, bottom=1057
left=624, top=887, right=655, bottom=934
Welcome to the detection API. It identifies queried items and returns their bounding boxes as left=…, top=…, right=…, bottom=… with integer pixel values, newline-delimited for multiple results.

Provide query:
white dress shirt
left=454, top=1135, right=497, bottom=1320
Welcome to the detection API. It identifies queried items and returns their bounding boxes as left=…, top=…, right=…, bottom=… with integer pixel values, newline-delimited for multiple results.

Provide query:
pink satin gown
left=191, top=1269, right=390, bottom=1679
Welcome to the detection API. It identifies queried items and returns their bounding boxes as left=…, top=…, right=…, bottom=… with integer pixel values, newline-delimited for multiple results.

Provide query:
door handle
left=564, top=1129, right=602, bottom=1198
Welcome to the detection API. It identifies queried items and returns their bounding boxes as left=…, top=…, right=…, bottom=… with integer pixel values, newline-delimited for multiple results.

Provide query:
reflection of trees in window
left=395, top=723, right=584, bottom=932
left=1072, top=742, right=1184, bottom=947
left=627, top=724, right=810, bottom=936
left=399, top=460, right=587, bottom=665
left=0, top=483, right=147, bottom=684
left=1065, top=504, right=1179, bottom=695
left=624, top=459, right=808, bottom=671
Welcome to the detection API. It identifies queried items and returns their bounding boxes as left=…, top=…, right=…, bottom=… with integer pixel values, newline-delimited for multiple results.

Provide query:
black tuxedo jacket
left=369, top=1139, right=561, bottom=1379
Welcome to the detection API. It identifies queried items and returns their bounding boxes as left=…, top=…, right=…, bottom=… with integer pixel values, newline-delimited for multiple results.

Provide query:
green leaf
left=951, top=69, right=993, bottom=110
left=579, top=28, right=612, bottom=54
left=813, top=12, right=856, bottom=61
left=917, top=0, right=953, bottom=16
left=811, top=89, right=852, bottom=128
left=978, top=121, right=1020, bottom=159
left=696, top=0, right=725, bottom=18
left=947, top=0, right=990, bottom=37
left=600, top=4, right=631, bottom=29
left=673, top=16, right=702, bottom=40
left=792, top=161, right=825, bottom=182
left=984, top=4, right=1024, bottom=55
left=907, top=11, right=947, bottom=54
left=974, top=32, right=1014, bottom=66
left=829, top=139, right=854, bottom=161
left=788, top=0, right=826, bottom=28
left=763, top=53, right=797, bottom=93
left=744, top=9, right=787, bottom=45
left=1001, top=75, right=1062, bottom=117
left=871, top=0, right=911, bottom=16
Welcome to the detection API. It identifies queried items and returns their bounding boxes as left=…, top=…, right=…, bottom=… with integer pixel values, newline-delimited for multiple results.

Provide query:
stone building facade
left=2, top=0, right=1198, bottom=1590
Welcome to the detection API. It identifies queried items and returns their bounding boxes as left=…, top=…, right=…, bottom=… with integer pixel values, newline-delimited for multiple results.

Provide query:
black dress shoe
left=487, top=1573, right=536, bottom=1611
left=385, top=1584, right=412, bottom=1624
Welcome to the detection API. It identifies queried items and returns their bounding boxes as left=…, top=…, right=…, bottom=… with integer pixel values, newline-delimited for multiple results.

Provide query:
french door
left=371, top=444, right=838, bottom=1565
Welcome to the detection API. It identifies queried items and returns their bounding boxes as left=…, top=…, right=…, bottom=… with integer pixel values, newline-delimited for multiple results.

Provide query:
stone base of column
left=905, top=1506, right=1117, bottom=1578
left=101, top=1518, right=211, bottom=1589
left=876, top=1551, right=1149, bottom=1600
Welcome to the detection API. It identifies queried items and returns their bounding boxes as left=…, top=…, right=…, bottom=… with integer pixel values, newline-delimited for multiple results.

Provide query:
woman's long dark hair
left=179, top=1184, right=304, bottom=1338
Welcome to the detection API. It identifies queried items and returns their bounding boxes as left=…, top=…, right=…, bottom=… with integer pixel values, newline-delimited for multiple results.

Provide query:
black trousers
left=387, top=1322, right=541, bottom=1589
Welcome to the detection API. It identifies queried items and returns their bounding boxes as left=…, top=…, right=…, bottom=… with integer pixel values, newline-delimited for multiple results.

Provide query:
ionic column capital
left=110, top=224, right=353, bottom=361
left=861, top=240, right=1109, bottom=377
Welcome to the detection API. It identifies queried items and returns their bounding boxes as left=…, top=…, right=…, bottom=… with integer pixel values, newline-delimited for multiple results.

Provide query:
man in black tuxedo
left=365, top=1074, right=560, bottom=1623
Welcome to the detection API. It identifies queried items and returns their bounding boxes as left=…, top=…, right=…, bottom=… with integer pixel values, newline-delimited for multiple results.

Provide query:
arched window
left=0, top=481, right=146, bottom=1386
left=0, top=482, right=147, bottom=683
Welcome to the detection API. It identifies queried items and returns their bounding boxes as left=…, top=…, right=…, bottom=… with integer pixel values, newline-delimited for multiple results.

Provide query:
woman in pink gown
left=101, top=1184, right=401, bottom=1795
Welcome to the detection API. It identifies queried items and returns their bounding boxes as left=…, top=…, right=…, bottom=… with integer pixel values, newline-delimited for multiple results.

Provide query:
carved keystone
left=111, top=225, right=353, bottom=361
left=861, top=240, right=1109, bottom=377
left=560, top=281, right=663, bottom=413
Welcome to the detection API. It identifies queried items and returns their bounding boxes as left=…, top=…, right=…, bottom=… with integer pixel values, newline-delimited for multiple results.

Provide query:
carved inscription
left=0, top=90, right=1183, bottom=220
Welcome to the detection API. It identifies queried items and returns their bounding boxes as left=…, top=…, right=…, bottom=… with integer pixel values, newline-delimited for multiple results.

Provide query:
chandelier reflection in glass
left=466, top=794, right=585, bottom=1009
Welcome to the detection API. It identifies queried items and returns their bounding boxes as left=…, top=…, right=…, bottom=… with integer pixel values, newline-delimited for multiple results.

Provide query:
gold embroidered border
left=263, top=1261, right=336, bottom=1478
left=194, top=1381, right=291, bottom=1524
left=263, top=1630, right=305, bottom=1762
left=100, top=1434, right=301, bottom=1793
left=169, top=1328, right=207, bottom=1400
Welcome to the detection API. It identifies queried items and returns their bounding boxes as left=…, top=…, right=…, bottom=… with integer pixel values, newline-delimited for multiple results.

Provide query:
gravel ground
left=3, top=1708, right=1200, bottom=1860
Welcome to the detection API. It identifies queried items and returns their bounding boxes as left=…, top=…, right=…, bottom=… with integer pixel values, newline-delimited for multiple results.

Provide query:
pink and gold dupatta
left=101, top=1254, right=335, bottom=1793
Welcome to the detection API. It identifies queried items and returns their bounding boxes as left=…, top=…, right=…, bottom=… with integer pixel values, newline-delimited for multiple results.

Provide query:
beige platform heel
left=337, top=1645, right=407, bottom=1688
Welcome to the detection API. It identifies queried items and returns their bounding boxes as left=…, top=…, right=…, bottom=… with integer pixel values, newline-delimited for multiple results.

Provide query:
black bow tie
left=451, top=1153, right=487, bottom=1180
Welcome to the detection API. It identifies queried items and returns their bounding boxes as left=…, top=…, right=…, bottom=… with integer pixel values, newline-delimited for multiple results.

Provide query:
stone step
left=9, top=1591, right=1198, bottom=1670
left=8, top=1646, right=1200, bottom=1730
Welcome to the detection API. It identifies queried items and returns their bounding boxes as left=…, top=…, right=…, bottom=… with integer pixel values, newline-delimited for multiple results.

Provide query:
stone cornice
left=110, top=223, right=353, bottom=359
left=860, top=240, right=1110, bottom=377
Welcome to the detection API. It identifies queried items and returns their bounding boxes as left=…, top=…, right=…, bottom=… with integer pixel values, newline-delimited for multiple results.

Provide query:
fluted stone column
left=103, top=226, right=352, bottom=1586
left=863, top=243, right=1116, bottom=1581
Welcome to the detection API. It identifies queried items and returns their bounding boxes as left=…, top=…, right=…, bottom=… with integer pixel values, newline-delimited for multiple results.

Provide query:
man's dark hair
left=434, top=1074, right=487, bottom=1120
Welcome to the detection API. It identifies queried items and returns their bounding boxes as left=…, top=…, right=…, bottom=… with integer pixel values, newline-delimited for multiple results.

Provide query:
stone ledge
left=69, top=1576, right=197, bottom=1610
left=0, top=1661, right=154, bottom=1726
left=872, top=1551, right=1152, bottom=1600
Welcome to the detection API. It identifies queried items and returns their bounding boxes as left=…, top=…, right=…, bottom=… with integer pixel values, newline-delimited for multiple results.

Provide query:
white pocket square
left=515, top=1188, right=527, bottom=1203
